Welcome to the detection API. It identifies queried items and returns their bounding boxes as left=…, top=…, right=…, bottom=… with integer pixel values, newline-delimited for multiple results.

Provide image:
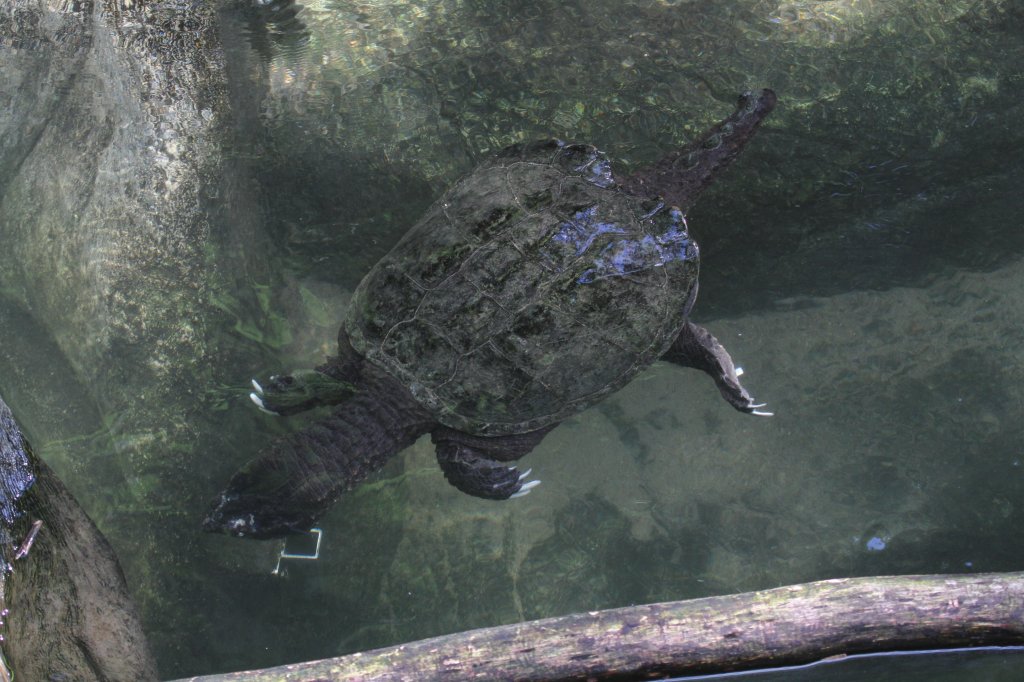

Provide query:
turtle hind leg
left=432, top=426, right=554, bottom=500
left=663, top=321, right=772, bottom=416
left=435, top=443, right=540, bottom=500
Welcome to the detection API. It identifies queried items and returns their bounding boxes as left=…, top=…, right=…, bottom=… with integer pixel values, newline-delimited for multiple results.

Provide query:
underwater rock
left=0, top=0, right=272, bottom=671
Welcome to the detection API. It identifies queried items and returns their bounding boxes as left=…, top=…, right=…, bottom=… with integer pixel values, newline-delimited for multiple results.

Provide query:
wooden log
left=176, top=571, right=1024, bottom=681
left=0, top=395, right=159, bottom=681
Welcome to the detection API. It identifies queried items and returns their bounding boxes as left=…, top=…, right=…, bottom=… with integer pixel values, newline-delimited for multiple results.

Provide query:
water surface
left=1, top=0, right=1023, bottom=678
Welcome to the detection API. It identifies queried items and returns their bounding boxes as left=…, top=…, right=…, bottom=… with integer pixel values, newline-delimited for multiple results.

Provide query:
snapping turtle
left=205, top=89, right=777, bottom=539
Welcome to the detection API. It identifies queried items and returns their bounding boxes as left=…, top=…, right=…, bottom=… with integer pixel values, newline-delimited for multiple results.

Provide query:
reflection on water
left=240, top=0, right=311, bottom=61
left=1, top=0, right=1023, bottom=678
left=679, top=647, right=1024, bottom=682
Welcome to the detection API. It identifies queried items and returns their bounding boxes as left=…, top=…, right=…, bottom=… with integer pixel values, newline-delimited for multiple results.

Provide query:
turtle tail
left=617, top=89, right=777, bottom=211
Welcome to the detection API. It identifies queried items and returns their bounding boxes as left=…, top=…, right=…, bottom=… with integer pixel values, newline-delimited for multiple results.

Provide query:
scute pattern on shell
left=345, top=140, right=700, bottom=436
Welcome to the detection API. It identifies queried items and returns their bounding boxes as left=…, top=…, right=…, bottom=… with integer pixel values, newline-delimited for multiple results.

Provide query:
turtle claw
left=518, top=468, right=533, bottom=481
left=735, top=370, right=774, bottom=415
left=747, top=400, right=773, bottom=416
left=250, top=392, right=280, bottom=416
left=510, top=479, right=542, bottom=498
left=250, top=379, right=282, bottom=415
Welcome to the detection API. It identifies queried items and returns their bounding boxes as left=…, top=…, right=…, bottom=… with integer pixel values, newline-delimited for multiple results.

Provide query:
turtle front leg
left=432, top=427, right=553, bottom=500
left=250, top=370, right=356, bottom=416
left=663, top=321, right=772, bottom=416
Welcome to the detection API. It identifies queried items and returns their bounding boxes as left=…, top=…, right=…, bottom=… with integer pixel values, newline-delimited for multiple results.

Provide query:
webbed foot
left=663, top=321, right=772, bottom=416
left=435, top=441, right=541, bottom=500
left=249, top=370, right=356, bottom=416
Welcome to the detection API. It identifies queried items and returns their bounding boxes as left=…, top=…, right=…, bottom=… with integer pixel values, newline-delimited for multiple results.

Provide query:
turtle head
left=734, top=88, right=778, bottom=122
left=203, top=463, right=322, bottom=539
left=618, top=89, right=777, bottom=212
left=204, top=502, right=313, bottom=541
left=204, top=493, right=317, bottom=540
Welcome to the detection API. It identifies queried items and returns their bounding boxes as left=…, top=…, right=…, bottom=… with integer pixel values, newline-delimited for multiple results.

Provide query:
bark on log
left=0, top=394, right=159, bottom=681
left=177, top=571, right=1024, bottom=682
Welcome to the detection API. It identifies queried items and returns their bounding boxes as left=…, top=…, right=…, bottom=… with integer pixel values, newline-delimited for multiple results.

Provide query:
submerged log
left=0, top=395, right=159, bottom=681
left=178, top=571, right=1024, bottom=681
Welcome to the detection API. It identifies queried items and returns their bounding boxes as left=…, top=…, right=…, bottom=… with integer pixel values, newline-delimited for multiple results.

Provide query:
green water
left=2, top=0, right=1024, bottom=678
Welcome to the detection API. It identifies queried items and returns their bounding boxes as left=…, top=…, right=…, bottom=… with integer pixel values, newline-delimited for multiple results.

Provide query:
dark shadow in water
left=257, top=151, right=438, bottom=287
left=519, top=494, right=713, bottom=619
left=694, top=142, right=1024, bottom=318
left=239, top=0, right=311, bottom=62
